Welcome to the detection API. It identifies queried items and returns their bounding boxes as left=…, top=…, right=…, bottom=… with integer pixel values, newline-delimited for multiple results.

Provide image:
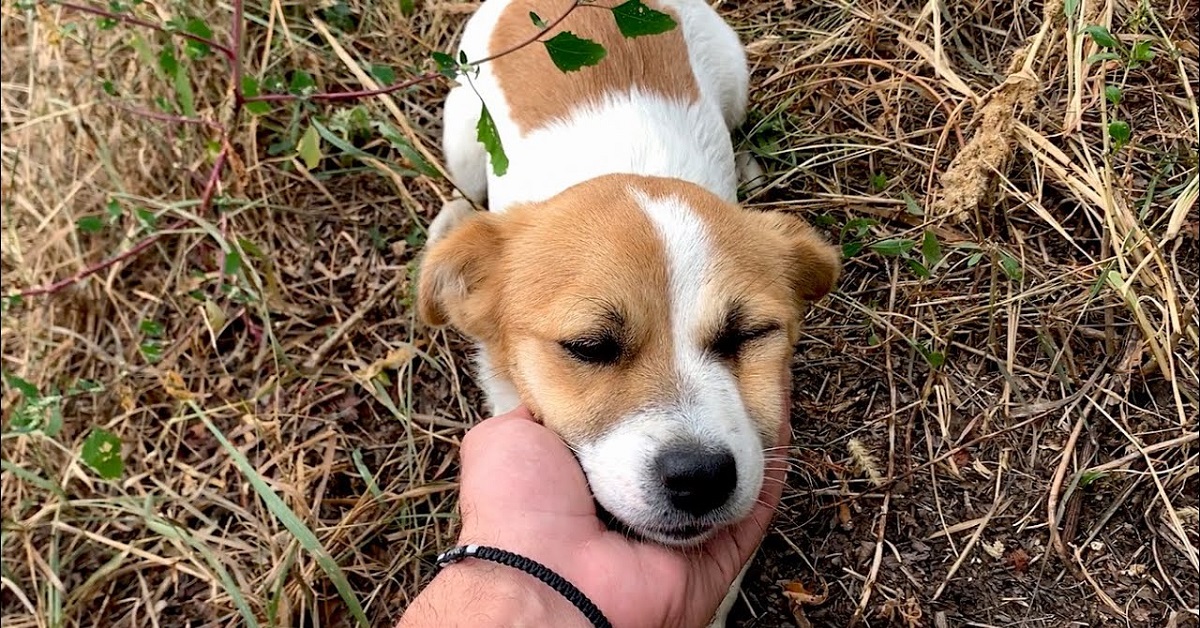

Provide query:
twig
left=15, top=148, right=229, bottom=298
left=56, top=1, right=236, bottom=60
left=304, top=273, right=405, bottom=370
left=241, top=0, right=584, bottom=104
left=15, top=223, right=176, bottom=298
left=113, top=104, right=224, bottom=130
left=932, top=497, right=1012, bottom=601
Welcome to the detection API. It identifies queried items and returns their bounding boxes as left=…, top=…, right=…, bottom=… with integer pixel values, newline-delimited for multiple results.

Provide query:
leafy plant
left=80, top=428, right=124, bottom=479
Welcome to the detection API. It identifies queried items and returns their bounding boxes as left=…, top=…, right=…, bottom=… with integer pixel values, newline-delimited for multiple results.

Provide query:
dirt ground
left=2, top=0, right=1197, bottom=627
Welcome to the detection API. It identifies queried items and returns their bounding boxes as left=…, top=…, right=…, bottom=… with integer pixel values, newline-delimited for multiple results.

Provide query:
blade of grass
left=191, top=402, right=368, bottom=627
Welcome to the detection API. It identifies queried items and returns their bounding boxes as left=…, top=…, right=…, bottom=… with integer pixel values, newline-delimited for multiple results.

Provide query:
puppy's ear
left=756, top=211, right=841, bottom=303
left=416, top=212, right=504, bottom=339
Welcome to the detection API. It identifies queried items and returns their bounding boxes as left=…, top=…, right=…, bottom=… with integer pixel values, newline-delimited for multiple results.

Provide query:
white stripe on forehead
left=630, top=187, right=718, bottom=404
left=630, top=187, right=711, bottom=330
left=629, top=185, right=746, bottom=446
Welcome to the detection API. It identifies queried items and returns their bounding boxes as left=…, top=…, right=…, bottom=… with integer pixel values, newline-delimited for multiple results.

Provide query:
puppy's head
left=419, top=175, right=839, bottom=545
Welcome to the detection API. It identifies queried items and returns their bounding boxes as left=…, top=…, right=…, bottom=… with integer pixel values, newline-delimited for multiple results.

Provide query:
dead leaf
left=782, top=579, right=827, bottom=628
left=983, top=538, right=1006, bottom=559
left=161, top=370, right=195, bottom=401
left=355, top=344, right=417, bottom=381
left=1006, top=547, right=1030, bottom=573
left=782, top=579, right=829, bottom=606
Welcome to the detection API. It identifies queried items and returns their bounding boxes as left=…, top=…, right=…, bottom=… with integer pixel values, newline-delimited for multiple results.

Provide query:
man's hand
left=400, top=405, right=790, bottom=628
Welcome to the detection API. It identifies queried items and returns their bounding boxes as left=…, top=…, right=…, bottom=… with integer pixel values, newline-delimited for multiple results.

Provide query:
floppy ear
left=416, top=212, right=504, bottom=340
left=756, top=211, right=842, bottom=303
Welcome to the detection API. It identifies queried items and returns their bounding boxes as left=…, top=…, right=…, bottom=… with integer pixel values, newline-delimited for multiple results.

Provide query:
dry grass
left=1, top=0, right=1196, bottom=626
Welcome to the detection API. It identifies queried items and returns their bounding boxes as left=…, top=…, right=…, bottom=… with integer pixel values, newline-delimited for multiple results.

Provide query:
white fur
left=440, top=0, right=749, bottom=210
left=575, top=191, right=764, bottom=546
left=439, top=1, right=759, bottom=621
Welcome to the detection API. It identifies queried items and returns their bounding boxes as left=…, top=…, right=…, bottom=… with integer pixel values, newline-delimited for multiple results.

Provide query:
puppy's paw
left=736, top=151, right=768, bottom=195
left=427, top=196, right=479, bottom=246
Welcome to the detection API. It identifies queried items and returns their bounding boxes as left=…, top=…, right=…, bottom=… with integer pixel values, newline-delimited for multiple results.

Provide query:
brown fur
left=489, top=0, right=699, bottom=135
left=417, top=175, right=840, bottom=444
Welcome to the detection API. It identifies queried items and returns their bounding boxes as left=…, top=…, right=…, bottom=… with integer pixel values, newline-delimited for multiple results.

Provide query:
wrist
left=399, top=559, right=592, bottom=628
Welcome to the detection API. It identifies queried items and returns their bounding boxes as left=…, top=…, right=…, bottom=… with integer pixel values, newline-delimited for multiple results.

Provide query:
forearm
left=397, top=561, right=592, bottom=628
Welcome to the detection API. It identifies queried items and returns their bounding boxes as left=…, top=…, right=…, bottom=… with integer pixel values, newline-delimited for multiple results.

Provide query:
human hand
left=443, top=404, right=790, bottom=628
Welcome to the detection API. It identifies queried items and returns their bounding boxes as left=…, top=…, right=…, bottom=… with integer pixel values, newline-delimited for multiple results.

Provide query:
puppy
left=418, top=0, right=840, bottom=622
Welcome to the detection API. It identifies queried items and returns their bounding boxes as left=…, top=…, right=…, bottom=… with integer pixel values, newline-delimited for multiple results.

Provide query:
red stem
left=57, top=1, right=236, bottom=60
left=15, top=149, right=229, bottom=298
left=242, top=1, right=583, bottom=104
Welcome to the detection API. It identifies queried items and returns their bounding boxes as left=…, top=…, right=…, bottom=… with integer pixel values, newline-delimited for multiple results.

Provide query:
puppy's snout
left=655, top=445, right=737, bottom=516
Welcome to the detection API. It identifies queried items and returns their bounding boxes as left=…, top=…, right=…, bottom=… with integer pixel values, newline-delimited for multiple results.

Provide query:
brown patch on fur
left=489, top=0, right=699, bottom=135
left=417, top=174, right=839, bottom=444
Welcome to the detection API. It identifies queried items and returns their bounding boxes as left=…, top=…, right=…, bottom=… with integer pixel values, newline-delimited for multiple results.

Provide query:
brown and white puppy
left=419, top=0, right=839, bottom=604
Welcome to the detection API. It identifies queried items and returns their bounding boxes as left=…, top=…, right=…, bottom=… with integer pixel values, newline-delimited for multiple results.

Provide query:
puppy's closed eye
left=709, top=311, right=782, bottom=360
left=559, top=335, right=624, bottom=365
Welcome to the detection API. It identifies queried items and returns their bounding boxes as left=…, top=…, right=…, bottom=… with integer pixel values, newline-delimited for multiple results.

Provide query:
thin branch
left=15, top=149, right=229, bottom=298
left=56, top=1, right=236, bottom=60
left=113, top=103, right=224, bottom=131
left=243, top=71, right=442, bottom=103
left=241, top=0, right=584, bottom=104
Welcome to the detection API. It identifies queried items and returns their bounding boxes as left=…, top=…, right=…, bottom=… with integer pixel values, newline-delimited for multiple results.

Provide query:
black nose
left=655, top=446, right=737, bottom=516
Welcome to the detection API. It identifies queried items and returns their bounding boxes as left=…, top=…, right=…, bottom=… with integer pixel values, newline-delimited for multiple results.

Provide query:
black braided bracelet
left=434, top=544, right=613, bottom=628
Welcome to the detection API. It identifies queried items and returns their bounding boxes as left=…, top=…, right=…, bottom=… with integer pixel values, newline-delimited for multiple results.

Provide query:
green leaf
left=81, top=428, right=124, bottom=480
left=1085, top=51, right=1121, bottom=65
left=841, top=217, right=877, bottom=240
left=105, top=198, right=122, bottom=221
left=529, top=11, right=546, bottom=28
left=289, top=70, right=316, bottom=96
left=999, top=252, right=1024, bottom=281
left=158, top=47, right=178, bottom=77
left=238, top=237, right=266, bottom=260
left=1104, top=84, right=1122, bottom=105
left=131, top=33, right=160, bottom=78
left=3, top=372, right=40, bottom=399
left=101, top=80, right=117, bottom=96
left=1063, top=0, right=1080, bottom=19
left=611, top=0, right=677, bottom=38
left=241, top=77, right=272, bottom=115
left=351, top=448, right=384, bottom=500
left=195, top=406, right=369, bottom=627
left=136, top=207, right=158, bottom=231
left=173, top=61, right=196, bottom=117
left=431, top=52, right=458, bottom=78
left=223, top=249, right=242, bottom=275
left=967, top=251, right=984, bottom=268
left=1108, top=120, right=1131, bottom=149
left=140, top=319, right=164, bottom=337
left=476, top=103, right=509, bottom=176
left=542, top=31, right=607, bottom=73
left=842, top=241, right=864, bottom=258
left=140, top=340, right=163, bottom=363
left=902, top=191, right=924, bottom=216
left=76, top=216, right=106, bottom=233
left=924, top=349, right=946, bottom=369
left=298, top=123, right=323, bottom=170
left=399, top=0, right=415, bottom=17
left=375, top=122, right=441, bottom=178
left=869, top=172, right=887, bottom=191
left=1083, top=25, right=1119, bottom=49
left=906, top=258, right=931, bottom=278
left=1130, top=39, right=1155, bottom=64
left=182, top=17, right=213, bottom=58
left=868, top=238, right=915, bottom=256
left=368, top=64, right=395, bottom=85
left=921, top=230, right=942, bottom=266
